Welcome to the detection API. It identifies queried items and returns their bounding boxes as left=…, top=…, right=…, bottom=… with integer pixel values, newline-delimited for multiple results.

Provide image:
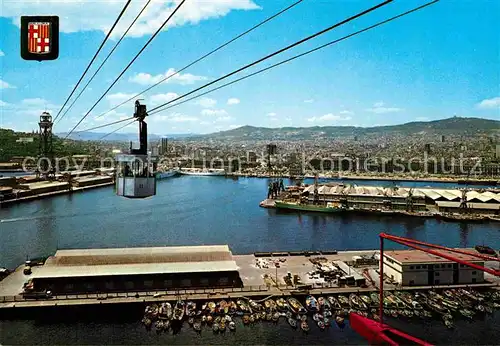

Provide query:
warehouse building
left=382, top=250, right=485, bottom=286
left=301, top=185, right=500, bottom=213
left=29, top=245, right=242, bottom=294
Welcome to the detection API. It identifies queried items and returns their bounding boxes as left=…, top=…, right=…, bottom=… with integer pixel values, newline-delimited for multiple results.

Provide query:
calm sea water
left=0, top=176, right=499, bottom=345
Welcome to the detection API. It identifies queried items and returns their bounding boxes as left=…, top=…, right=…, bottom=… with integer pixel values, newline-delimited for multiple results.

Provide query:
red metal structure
left=350, top=233, right=500, bottom=345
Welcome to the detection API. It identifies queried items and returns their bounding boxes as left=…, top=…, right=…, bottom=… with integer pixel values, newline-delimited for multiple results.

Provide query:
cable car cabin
left=115, top=154, right=157, bottom=198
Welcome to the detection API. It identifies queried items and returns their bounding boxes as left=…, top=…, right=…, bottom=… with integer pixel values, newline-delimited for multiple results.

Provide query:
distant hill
left=201, top=117, right=500, bottom=141
left=57, top=131, right=197, bottom=142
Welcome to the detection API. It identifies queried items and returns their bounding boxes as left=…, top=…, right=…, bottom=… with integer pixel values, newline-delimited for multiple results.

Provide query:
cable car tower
left=115, top=100, right=157, bottom=198
left=38, top=112, right=54, bottom=178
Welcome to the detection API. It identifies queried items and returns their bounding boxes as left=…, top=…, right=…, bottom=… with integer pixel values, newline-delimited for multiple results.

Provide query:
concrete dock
left=1, top=249, right=498, bottom=310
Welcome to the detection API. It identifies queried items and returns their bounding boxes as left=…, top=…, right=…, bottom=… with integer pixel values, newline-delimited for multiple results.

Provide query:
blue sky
left=0, top=0, right=499, bottom=135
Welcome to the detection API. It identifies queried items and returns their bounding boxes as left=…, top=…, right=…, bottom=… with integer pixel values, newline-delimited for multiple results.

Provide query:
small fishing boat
left=242, top=315, right=250, bottom=325
left=206, top=315, right=213, bottom=324
left=272, top=312, right=280, bottom=322
left=328, top=296, right=342, bottom=309
left=220, top=320, right=226, bottom=332
left=301, top=321, right=310, bottom=332
left=212, top=322, right=219, bottom=333
left=276, top=298, right=289, bottom=311
left=193, top=321, right=201, bottom=332
left=443, top=317, right=454, bottom=329
left=173, top=300, right=185, bottom=321
left=288, top=297, right=307, bottom=314
left=186, top=301, right=197, bottom=316
left=317, top=296, right=326, bottom=309
left=306, top=295, right=319, bottom=312
left=288, top=317, right=298, bottom=328
left=229, top=321, right=236, bottom=331
left=313, top=313, right=321, bottom=322
left=266, top=312, right=273, bottom=321
left=248, top=299, right=262, bottom=312
left=324, top=317, right=330, bottom=326
left=188, top=317, right=194, bottom=325
left=337, top=295, right=350, bottom=308
left=317, top=320, right=326, bottom=330
left=335, top=316, right=345, bottom=325
left=208, top=301, right=217, bottom=314
left=225, top=315, right=232, bottom=322
left=360, top=295, right=372, bottom=306
left=249, top=314, right=255, bottom=323
left=370, top=293, right=380, bottom=305
left=301, top=315, right=308, bottom=322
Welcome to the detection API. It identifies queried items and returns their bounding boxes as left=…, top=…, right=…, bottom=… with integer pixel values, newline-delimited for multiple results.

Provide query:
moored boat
left=288, top=297, right=307, bottom=314
left=306, top=295, right=319, bottom=312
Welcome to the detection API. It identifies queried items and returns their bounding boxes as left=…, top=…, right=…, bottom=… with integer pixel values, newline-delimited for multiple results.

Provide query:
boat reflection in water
left=349, top=312, right=433, bottom=346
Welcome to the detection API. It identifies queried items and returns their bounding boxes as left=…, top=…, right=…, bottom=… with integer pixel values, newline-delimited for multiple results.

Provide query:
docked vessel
left=155, top=169, right=179, bottom=180
left=274, top=200, right=344, bottom=213
left=179, top=168, right=226, bottom=176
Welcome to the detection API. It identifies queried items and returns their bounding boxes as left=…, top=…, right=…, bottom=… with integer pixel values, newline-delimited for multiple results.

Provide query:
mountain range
left=56, top=117, right=499, bottom=142
left=199, top=117, right=500, bottom=141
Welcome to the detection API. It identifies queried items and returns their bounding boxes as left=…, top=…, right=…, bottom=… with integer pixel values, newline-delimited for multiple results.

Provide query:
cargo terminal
left=26, top=245, right=243, bottom=294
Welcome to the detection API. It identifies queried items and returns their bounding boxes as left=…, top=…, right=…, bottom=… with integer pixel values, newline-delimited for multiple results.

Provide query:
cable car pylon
left=115, top=100, right=157, bottom=198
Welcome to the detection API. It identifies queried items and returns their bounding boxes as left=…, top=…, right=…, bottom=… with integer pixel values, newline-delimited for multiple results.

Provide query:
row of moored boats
left=141, top=289, right=500, bottom=334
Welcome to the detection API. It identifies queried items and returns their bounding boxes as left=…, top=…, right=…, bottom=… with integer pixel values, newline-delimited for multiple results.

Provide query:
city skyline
left=0, top=0, right=499, bottom=134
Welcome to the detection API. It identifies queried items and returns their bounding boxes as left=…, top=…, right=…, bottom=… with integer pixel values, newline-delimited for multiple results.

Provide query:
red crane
left=350, top=233, right=500, bottom=345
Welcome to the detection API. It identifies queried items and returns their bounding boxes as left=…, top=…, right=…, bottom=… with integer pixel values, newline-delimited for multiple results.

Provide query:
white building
left=382, top=249, right=485, bottom=286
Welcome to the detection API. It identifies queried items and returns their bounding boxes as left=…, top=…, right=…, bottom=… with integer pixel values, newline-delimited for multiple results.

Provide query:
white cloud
left=476, top=96, right=500, bottom=109
left=201, top=109, right=228, bottom=116
left=0, top=100, right=11, bottom=107
left=214, top=115, right=233, bottom=122
left=129, top=68, right=208, bottom=86
left=0, top=50, right=4, bottom=57
left=168, top=113, right=199, bottom=123
left=339, top=110, right=354, bottom=115
left=304, top=99, right=314, bottom=103
left=307, top=113, right=352, bottom=122
left=0, top=79, right=15, bottom=89
left=196, top=97, right=217, bottom=108
left=0, top=0, right=260, bottom=38
left=267, top=112, right=277, bottom=117
left=106, top=93, right=137, bottom=106
left=150, top=92, right=179, bottom=105
left=366, top=101, right=403, bottom=114
left=229, top=124, right=243, bottom=129
left=227, top=98, right=240, bottom=105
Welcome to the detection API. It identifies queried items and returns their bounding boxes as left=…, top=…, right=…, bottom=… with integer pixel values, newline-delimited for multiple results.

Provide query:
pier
left=1, top=247, right=498, bottom=311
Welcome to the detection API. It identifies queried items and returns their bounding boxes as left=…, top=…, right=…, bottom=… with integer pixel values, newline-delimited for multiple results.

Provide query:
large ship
left=274, top=200, right=343, bottom=213
left=179, top=168, right=226, bottom=176
left=155, top=169, right=179, bottom=180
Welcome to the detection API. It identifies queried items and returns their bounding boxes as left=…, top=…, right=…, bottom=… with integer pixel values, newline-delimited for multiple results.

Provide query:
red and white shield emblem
left=27, top=22, right=51, bottom=54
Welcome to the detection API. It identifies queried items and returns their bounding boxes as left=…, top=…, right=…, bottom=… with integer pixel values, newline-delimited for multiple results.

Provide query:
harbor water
left=1, top=176, right=499, bottom=345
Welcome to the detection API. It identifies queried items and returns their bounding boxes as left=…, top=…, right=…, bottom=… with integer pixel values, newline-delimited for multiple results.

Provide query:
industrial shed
left=30, top=245, right=243, bottom=294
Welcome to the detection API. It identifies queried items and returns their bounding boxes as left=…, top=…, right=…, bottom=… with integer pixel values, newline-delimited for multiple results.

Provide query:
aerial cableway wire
left=149, top=0, right=440, bottom=116
left=99, top=119, right=138, bottom=140
left=64, top=0, right=187, bottom=140
left=94, top=0, right=305, bottom=120
left=84, top=0, right=438, bottom=136
left=73, top=116, right=135, bottom=136
left=55, top=0, right=153, bottom=126
left=53, top=0, right=132, bottom=123
left=146, top=0, right=393, bottom=114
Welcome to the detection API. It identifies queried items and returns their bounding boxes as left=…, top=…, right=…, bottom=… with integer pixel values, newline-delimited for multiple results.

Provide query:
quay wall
left=0, top=182, right=113, bottom=207
left=0, top=282, right=497, bottom=312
